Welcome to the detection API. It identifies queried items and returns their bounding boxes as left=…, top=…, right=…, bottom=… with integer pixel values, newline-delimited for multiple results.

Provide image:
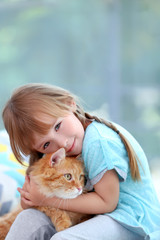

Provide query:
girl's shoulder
left=83, top=121, right=128, bottom=157
left=82, top=121, right=129, bottom=182
left=83, top=120, right=128, bottom=167
left=84, top=120, right=145, bottom=155
left=83, top=120, right=150, bottom=178
left=84, top=120, right=118, bottom=141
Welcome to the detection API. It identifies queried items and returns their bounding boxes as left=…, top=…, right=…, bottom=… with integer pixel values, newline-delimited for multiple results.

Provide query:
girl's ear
left=50, top=148, right=66, bottom=167
left=70, top=100, right=77, bottom=112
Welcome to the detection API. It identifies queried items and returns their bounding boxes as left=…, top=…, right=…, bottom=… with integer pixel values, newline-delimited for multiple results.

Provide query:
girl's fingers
left=17, top=187, right=21, bottom=193
left=18, top=188, right=30, bottom=200
left=22, top=176, right=30, bottom=191
left=21, top=197, right=34, bottom=207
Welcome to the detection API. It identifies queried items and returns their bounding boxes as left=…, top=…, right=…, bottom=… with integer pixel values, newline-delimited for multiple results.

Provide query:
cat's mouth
left=68, top=188, right=83, bottom=199
left=61, top=191, right=82, bottom=199
left=54, top=188, right=82, bottom=199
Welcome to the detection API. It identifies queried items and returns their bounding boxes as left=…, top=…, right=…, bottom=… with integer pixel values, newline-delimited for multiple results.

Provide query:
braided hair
left=84, top=112, right=141, bottom=181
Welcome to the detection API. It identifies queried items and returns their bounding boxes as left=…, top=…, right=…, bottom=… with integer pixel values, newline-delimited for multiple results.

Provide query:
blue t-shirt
left=82, top=121, right=160, bottom=239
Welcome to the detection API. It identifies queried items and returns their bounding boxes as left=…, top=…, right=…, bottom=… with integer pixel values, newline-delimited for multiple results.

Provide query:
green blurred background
left=0, top=0, right=160, bottom=171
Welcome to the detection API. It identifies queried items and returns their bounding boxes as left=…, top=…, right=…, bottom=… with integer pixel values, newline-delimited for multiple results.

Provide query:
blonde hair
left=2, top=83, right=141, bottom=181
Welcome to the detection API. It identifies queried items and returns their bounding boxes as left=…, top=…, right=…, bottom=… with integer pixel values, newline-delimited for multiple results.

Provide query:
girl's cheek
left=47, top=144, right=57, bottom=154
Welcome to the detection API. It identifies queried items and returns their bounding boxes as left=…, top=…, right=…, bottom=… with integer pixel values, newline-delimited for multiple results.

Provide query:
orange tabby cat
left=0, top=148, right=91, bottom=240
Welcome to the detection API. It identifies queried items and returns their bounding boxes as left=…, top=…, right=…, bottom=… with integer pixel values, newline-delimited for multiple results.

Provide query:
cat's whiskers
left=59, top=198, right=68, bottom=210
left=55, top=198, right=69, bottom=212
left=39, top=195, right=50, bottom=206
left=63, top=198, right=69, bottom=211
left=79, top=192, right=86, bottom=201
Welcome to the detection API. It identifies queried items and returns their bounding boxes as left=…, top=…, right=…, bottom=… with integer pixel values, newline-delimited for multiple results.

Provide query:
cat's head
left=29, top=148, right=85, bottom=199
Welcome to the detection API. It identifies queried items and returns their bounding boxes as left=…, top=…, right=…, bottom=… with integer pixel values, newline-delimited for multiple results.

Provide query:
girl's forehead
left=35, top=113, right=57, bottom=123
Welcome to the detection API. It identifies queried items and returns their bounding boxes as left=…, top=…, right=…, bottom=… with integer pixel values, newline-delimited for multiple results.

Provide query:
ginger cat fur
left=0, top=148, right=91, bottom=239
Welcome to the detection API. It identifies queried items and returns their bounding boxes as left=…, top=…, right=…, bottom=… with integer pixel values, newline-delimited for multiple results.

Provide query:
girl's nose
left=56, top=136, right=68, bottom=149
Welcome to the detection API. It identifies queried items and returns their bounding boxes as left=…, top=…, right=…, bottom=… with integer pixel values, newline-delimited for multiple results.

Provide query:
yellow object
left=0, top=144, right=8, bottom=152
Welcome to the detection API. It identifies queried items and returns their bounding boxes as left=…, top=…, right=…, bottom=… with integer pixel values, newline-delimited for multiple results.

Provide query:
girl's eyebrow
left=36, top=141, right=44, bottom=150
left=33, top=140, right=44, bottom=151
left=34, top=136, right=48, bottom=151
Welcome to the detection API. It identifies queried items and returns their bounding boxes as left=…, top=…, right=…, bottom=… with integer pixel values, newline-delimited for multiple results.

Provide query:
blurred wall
left=0, top=0, right=160, bottom=166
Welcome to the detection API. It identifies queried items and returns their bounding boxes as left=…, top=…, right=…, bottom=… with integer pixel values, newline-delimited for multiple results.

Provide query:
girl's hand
left=17, top=175, right=47, bottom=208
left=18, top=176, right=30, bottom=209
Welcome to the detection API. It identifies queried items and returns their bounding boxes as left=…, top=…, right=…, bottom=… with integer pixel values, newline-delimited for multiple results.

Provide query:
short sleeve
left=82, top=137, right=129, bottom=185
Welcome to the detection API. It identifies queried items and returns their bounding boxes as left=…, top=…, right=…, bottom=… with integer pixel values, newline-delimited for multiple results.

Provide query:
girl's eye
left=43, top=142, right=50, bottom=149
left=55, top=122, right=61, bottom=131
left=64, top=173, right=72, bottom=181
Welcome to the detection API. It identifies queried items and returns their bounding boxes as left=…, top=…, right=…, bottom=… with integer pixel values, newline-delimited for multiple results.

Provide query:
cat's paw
left=55, top=221, right=72, bottom=232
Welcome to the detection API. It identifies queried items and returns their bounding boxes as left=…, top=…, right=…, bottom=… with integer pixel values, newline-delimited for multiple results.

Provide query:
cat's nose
left=77, top=187, right=82, bottom=192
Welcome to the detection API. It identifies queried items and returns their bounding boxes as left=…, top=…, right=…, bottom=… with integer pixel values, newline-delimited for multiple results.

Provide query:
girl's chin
left=67, top=139, right=83, bottom=156
left=67, top=148, right=82, bottom=157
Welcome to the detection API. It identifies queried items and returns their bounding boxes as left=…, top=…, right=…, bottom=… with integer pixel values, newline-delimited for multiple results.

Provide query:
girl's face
left=33, top=112, right=85, bottom=156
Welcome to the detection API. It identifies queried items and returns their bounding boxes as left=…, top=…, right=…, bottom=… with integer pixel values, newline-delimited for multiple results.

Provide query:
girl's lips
left=67, top=139, right=75, bottom=153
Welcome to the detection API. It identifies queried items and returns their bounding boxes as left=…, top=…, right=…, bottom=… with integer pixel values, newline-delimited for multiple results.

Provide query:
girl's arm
left=57, top=169, right=119, bottom=214
left=18, top=169, right=119, bottom=214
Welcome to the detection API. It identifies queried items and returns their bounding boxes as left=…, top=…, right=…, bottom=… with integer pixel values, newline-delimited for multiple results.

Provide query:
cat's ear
left=50, top=148, right=66, bottom=167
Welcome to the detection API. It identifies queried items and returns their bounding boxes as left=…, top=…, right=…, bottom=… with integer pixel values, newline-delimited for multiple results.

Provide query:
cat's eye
left=64, top=173, right=72, bottom=181
left=43, top=142, right=50, bottom=149
left=55, top=122, right=61, bottom=132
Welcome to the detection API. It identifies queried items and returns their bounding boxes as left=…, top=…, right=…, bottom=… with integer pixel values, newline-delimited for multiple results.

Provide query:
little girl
left=2, top=83, right=160, bottom=240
